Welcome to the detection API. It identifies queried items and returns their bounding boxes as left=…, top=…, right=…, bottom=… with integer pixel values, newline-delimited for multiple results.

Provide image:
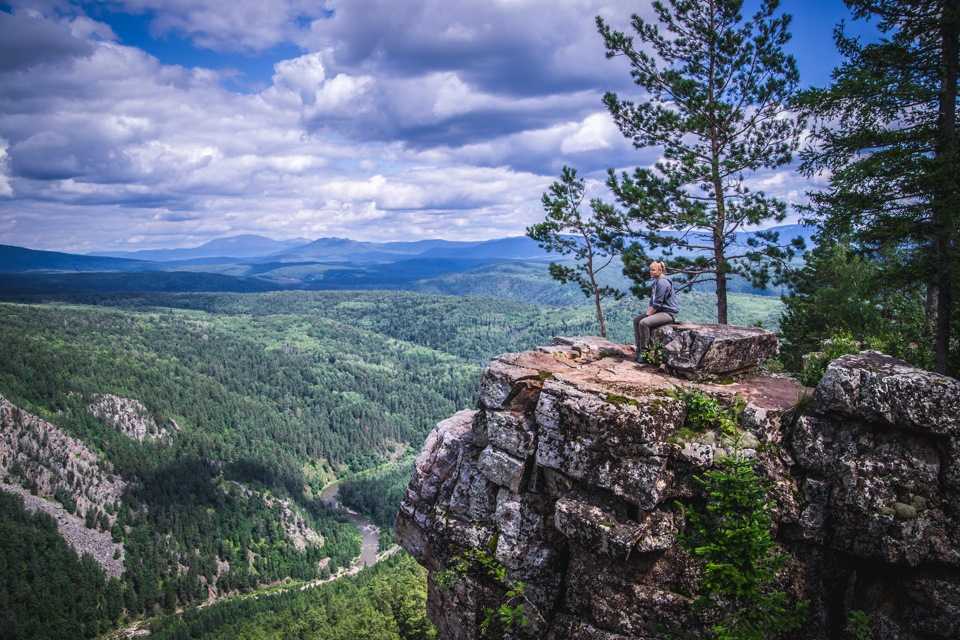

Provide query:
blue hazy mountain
left=90, top=234, right=311, bottom=261
left=0, top=244, right=161, bottom=273
left=418, top=236, right=551, bottom=260
left=273, top=237, right=475, bottom=263
left=0, top=225, right=816, bottom=298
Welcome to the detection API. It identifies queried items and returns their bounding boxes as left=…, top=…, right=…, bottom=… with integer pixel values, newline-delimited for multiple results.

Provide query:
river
left=319, top=481, right=380, bottom=567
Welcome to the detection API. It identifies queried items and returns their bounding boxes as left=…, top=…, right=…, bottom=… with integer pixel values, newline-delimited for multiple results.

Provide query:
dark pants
left=634, top=312, right=675, bottom=355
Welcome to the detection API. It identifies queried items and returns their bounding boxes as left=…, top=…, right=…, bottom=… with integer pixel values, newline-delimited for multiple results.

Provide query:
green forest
left=146, top=554, right=434, bottom=640
left=0, top=289, right=778, bottom=639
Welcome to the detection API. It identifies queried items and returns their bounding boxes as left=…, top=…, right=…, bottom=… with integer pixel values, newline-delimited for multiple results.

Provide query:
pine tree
left=527, top=166, right=624, bottom=337
left=796, top=0, right=960, bottom=373
left=596, top=0, right=804, bottom=323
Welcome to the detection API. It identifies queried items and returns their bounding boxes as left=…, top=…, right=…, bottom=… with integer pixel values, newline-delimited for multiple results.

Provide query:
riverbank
left=104, top=480, right=395, bottom=639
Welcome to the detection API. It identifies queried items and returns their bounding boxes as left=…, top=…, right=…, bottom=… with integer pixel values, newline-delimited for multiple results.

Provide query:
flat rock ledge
left=654, top=322, right=779, bottom=380
left=397, top=337, right=960, bottom=640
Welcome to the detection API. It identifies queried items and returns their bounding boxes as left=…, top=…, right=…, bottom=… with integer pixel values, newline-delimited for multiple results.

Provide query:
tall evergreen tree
left=596, top=0, right=804, bottom=324
left=527, top=166, right=624, bottom=337
left=796, top=0, right=960, bottom=373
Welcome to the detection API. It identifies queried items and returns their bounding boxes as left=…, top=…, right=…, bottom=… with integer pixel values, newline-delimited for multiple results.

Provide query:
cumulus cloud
left=0, top=7, right=565, bottom=251
left=110, top=0, right=330, bottom=52
left=299, top=0, right=643, bottom=96
left=0, top=10, right=93, bottom=71
left=1, top=1, right=811, bottom=253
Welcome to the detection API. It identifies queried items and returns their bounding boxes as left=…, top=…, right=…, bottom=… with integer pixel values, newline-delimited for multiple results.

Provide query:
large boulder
left=654, top=322, right=779, bottom=380
left=815, top=351, right=960, bottom=436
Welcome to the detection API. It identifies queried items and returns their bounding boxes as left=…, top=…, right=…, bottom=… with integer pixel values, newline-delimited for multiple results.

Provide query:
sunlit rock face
left=397, top=333, right=960, bottom=640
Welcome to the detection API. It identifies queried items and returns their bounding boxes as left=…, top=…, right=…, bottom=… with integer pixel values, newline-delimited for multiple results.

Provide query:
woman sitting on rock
left=634, top=260, right=679, bottom=362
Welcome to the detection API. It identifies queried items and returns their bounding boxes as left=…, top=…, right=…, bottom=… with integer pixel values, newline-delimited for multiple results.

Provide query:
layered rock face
left=396, top=336, right=960, bottom=639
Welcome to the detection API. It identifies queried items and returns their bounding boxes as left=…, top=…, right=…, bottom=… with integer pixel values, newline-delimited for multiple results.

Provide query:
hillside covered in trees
left=0, top=289, right=778, bottom=639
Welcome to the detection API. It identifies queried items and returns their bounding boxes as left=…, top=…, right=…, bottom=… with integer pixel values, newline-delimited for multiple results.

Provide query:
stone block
left=448, top=456, right=500, bottom=522
left=655, top=322, right=779, bottom=380
left=483, top=410, right=537, bottom=458
left=554, top=497, right=676, bottom=559
left=478, top=359, right=541, bottom=410
left=493, top=491, right=560, bottom=580
left=816, top=351, right=960, bottom=435
left=407, top=409, right=477, bottom=507
left=477, top=446, right=527, bottom=493
left=534, top=380, right=683, bottom=509
left=563, top=550, right=697, bottom=638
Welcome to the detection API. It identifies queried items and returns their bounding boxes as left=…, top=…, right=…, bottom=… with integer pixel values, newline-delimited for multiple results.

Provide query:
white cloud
left=0, top=2, right=817, bottom=253
left=560, top=112, right=619, bottom=154
left=0, top=140, right=13, bottom=197
left=113, top=0, right=329, bottom=52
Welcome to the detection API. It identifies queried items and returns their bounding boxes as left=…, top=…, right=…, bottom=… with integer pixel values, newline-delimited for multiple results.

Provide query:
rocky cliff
left=0, top=395, right=127, bottom=576
left=396, top=330, right=960, bottom=639
left=88, top=393, right=179, bottom=442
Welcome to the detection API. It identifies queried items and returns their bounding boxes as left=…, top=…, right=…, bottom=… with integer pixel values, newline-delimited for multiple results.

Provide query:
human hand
left=646, top=306, right=654, bottom=316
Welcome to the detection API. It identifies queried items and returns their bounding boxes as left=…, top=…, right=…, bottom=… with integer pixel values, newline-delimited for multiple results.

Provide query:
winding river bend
left=319, top=481, right=380, bottom=567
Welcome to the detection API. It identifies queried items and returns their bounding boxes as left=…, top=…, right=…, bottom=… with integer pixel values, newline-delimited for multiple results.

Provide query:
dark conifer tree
left=797, top=0, right=960, bottom=373
left=527, top=166, right=624, bottom=337
left=596, top=0, right=805, bottom=323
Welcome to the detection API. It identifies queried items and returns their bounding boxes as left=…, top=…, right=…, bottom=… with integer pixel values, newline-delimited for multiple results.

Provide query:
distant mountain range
left=90, top=234, right=311, bottom=261
left=82, top=226, right=814, bottom=264
left=276, top=236, right=552, bottom=263
left=0, top=225, right=815, bottom=300
left=0, top=244, right=161, bottom=273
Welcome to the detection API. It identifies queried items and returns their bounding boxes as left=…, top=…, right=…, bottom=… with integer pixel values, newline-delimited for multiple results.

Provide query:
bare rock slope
left=396, top=332, right=960, bottom=639
left=88, top=393, right=178, bottom=442
left=0, top=396, right=126, bottom=577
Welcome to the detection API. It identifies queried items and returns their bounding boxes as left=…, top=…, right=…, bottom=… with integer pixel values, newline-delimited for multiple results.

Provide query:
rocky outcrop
left=88, top=393, right=179, bottom=442
left=1, top=480, right=125, bottom=578
left=654, top=322, right=779, bottom=380
left=0, top=395, right=127, bottom=576
left=397, top=337, right=960, bottom=640
left=226, top=481, right=323, bottom=551
left=788, top=352, right=960, bottom=636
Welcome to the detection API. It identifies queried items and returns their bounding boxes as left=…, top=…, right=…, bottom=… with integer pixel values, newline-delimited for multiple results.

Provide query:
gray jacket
left=650, top=277, right=679, bottom=315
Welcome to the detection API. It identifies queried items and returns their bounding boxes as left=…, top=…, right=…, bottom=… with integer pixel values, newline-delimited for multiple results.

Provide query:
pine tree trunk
left=711, top=160, right=729, bottom=325
left=715, top=244, right=728, bottom=325
left=934, top=0, right=958, bottom=374
left=585, top=239, right=607, bottom=338
left=707, top=3, right=728, bottom=326
left=594, top=287, right=607, bottom=338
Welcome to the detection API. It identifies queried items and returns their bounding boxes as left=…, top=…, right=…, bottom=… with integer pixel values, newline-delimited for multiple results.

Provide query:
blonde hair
left=651, top=260, right=667, bottom=275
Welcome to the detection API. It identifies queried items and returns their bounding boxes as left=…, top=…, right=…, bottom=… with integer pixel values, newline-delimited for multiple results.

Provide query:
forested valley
left=0, top=289, right=779, bottom=639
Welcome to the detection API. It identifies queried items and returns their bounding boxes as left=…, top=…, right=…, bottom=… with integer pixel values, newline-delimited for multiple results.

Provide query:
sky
left=0, top=0, right=871, bottom=253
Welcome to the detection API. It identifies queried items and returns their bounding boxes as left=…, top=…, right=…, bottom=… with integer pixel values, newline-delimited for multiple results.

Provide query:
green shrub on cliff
left=798, top=331, right=860, bottom=386
left=671, top=389, right=745, bottom=441
left=682, top=454, right=805, bottom=640
left=435, top=539, right=543, bottom=640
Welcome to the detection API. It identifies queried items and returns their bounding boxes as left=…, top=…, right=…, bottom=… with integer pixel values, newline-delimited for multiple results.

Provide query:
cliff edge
left=396, top=329, right=960, bottom=639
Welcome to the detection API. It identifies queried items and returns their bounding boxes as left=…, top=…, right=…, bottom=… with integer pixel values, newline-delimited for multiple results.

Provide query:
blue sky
left=0, top=0, right=872, bottom=252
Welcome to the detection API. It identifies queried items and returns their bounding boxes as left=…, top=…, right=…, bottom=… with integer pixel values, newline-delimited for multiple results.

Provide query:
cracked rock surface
left=397, top=336, right=960, bottom=639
